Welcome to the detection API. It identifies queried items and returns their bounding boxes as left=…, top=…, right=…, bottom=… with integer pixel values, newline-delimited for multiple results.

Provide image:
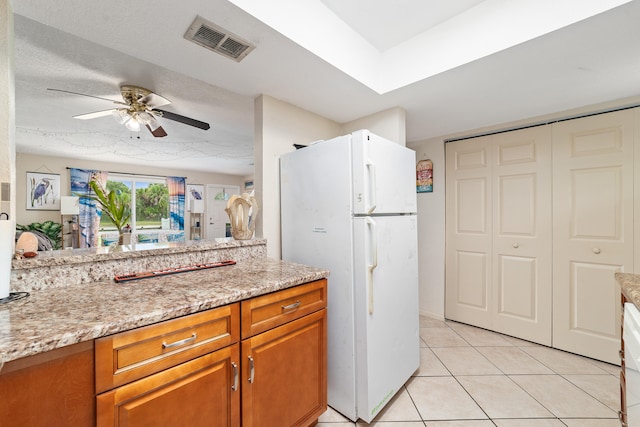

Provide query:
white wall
left=254, top=95, right=342, bottom=259
left=407, top=137, right=446, bottom=319
left=16, top=152, right=244, bottom=230
left=342, top=107, right=406, bottom=145
left=0, top=1, right=15, bottom=219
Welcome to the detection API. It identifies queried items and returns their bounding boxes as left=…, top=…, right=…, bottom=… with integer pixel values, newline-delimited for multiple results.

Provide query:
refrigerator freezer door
left=352, top=215, right=420, bottom=423
left=280, top=135, right=353, bottom=221
left=351, top=130, right=417, bottom=215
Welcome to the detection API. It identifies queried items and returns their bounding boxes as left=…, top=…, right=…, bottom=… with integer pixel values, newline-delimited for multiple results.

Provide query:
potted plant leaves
left=83, top=180, right=131, bottom=245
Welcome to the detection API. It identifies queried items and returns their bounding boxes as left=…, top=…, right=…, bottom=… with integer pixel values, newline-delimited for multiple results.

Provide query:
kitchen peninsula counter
left=1, top=244, right=328, bottom=365
left=10, top=238, right=269, bottom=292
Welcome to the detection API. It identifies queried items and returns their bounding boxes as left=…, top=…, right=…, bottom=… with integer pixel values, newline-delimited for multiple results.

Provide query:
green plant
left=83, top=180, right=131, bottom=240
left=16, top=220, right=63, bottom=250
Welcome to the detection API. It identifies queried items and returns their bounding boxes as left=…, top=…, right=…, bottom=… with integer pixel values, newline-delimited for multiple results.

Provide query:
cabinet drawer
left=241, top=279, right=327, bottom=339
left=97, top=344, right=240, bottom=427
left=96, top=303, right=239, bottom=393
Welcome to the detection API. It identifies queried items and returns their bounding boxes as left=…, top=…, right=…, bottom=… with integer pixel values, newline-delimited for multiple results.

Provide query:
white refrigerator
left=280, top=129, right=420, bottom=423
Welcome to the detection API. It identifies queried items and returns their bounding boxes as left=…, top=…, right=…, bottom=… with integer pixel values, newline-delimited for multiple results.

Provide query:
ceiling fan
left=47, top=85, right=210, bottom=138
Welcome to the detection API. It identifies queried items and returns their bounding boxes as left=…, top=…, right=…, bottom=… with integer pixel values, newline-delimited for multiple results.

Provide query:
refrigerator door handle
left=366, top=217, right=378, bottom=314
left=366, top=159, right=377, bottom=214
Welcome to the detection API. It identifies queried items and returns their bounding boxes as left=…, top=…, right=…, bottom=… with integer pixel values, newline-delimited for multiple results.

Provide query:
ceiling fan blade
left=47, top=88, right=127, bottom=106
left=155, top=109, right=210, bottom=130
left=73, top=109, right=118, bottom=120
left=146, top=124, right=168, bottom=137
left=139, top=92, right=171, bottom=109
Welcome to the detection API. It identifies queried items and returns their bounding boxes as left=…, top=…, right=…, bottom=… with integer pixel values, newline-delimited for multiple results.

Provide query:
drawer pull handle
left=248, top=356, right=255, bottom=383
left=231, top=362, right=239, bottom=391
left=282, top=301, right=301, bottom=312
left=593, top=247, right=601, bottom=254
left=162, top=333, right=197, bottom=349
left=619, top=410, right=627, bottom=426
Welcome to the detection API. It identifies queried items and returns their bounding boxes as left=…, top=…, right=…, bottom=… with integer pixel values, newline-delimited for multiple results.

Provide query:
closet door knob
left=593, top=248, right=601, bottom=254
left=512, top=243, right=519, bottom=248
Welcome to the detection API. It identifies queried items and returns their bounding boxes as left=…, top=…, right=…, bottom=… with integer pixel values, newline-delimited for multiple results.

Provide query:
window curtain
left=70, top=168, right=108, bottom=247
left=167, top=176, right=185, bottom=230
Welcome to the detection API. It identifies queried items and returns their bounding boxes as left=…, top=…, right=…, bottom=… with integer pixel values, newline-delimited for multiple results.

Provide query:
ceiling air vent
left=184, top=16, right=255, bottom=62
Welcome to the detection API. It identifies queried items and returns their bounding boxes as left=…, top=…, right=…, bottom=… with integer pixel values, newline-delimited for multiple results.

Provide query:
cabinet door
left=445, top=135, right=493, bottom=328
left=241, top=309, right=327, bottom=427
left=552, top=109, right=634, bottom=364
left=97, top=344, right=240, bottom=427
left=0, top=342, right=94, bottom=427
left=491, top=126, right=552, bottom=345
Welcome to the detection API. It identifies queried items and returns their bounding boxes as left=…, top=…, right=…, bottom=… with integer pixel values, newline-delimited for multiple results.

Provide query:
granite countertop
left=616, top=272, right=640, bottom=308
left=0, top=258, right=328, bottom=365
left=11, top=238, right=267, bottom=268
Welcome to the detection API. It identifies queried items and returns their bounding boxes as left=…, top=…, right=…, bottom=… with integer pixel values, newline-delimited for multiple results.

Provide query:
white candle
left=0, top=219, right=15, bottom=299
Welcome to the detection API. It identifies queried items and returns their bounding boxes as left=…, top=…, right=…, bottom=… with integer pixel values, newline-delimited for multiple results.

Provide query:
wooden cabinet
left=0, top=341, right=95, bottom=427
left=96, top=303, right=241, bottom=427
left=241, top=278, right=327, bottom=339
left=0, top=280, right=326, bottom=426
left=96, top=344, right=240, bottom=427
left=241, top=279, right=327, bottom=427
left=95, top=303, right=239, bottom=393
left=95, top=279, right=327, bottom=427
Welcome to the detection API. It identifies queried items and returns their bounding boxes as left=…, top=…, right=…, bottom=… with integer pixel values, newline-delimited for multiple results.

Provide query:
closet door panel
left=570, top=262, right=621, bottom=336
left=552, top=109, right=634, bottom=364
left=496, top=254, right=537, bottom=320
left=455, top=251, right=488, bottom=310
left=445, top=137, right=492, bottom=328
left=492, top=127, right=552, bottom=345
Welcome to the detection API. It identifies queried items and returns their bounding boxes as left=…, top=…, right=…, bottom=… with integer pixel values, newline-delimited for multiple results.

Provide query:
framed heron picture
left=186, top=184, right=204, bottom=211
left=26, top=172, right=61, bottom=210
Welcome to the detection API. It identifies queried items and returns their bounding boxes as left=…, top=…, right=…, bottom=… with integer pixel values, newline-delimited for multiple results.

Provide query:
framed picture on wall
left=186, top=184, right=204, bottom=211
left=416, top=159, right=433, bottom=193
left=26, top=172, right=61, bottom=211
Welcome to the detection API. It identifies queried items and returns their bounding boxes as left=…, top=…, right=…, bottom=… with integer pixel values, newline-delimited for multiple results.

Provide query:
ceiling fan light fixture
left=54, top=85, right=208, bottom=137
left=137, top=111, right=160, bottom=131
left=112, top=109, right=130, bottom=124
left=125, top=117, right=141, bottom=132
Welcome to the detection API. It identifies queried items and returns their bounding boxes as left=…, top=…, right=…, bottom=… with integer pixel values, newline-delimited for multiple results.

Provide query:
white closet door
left=552, top=109, right=635, bottom=364
left=490, top=127, right=552, bottom=345
left=445, top=136, right=493, bottom=328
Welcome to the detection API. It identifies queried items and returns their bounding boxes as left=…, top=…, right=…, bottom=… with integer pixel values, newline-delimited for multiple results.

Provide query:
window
left=98, top=174, right=169, bottom=231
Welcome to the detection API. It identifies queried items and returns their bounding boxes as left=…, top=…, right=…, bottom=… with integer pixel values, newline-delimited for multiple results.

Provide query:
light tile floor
left=317, top=316, right=621, bottom=426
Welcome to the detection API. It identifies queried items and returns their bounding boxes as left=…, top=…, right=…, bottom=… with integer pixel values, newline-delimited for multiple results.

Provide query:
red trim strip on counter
left=114, top=260, right=236, bottom=283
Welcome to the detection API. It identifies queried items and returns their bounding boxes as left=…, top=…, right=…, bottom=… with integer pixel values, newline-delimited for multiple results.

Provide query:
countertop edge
left=11, top=238, right=267, bottom=268
left=616, top=272, right=640, bottom=308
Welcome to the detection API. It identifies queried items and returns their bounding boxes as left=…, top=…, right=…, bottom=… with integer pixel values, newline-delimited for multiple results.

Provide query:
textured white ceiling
left=14, top=15, right=255, bottom=175
left=11, top=0, right=640, bottom=176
